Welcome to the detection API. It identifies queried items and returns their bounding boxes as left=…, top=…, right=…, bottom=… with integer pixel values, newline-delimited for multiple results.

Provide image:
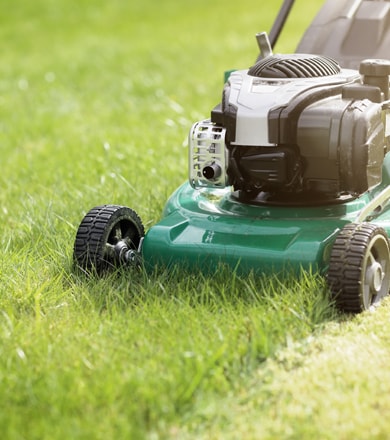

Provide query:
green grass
left=2, top=0, right=390, bottom=438
left=1, top=267, right=336, bottom=439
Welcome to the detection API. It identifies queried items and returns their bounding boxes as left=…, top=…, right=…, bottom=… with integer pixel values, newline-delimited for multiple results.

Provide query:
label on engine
left=251, top=79, right=290, bottom=94
left=252, top=84, right=280, bottom=94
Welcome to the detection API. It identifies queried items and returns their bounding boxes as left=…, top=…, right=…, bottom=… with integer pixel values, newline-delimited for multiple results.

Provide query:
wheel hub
left=114, top=240, right=141, bottom=266
left=366, top=261, right=384, bottom=294
left=114, top=240, right=130, bottom=262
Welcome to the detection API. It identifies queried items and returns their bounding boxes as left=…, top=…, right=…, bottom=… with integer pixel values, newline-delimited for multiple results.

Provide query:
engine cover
left=193, top=53, right=390, bottom=203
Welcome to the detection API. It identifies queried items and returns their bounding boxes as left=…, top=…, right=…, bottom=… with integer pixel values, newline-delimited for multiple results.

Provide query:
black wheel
left=73, top=205, right=145, bottom=274
left=327, top=223, right=390, bottom=313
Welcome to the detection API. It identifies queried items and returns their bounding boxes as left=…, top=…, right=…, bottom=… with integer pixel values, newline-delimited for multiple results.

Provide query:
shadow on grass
left=69, top=260, right=336, bottom=315
left=68, top=260, right=340, bottom=357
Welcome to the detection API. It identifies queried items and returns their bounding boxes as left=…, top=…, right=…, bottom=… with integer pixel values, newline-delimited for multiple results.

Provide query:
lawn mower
left=73, top=0, right=390, bottom=313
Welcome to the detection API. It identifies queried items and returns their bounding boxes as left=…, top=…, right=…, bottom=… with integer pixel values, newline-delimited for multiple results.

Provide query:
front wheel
left=327, top=223, right=390, bottom=313
left=73, top=205, right=145, bottom=274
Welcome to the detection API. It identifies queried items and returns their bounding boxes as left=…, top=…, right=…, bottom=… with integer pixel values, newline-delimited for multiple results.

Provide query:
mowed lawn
left=2, top=0, right=390, bottom=439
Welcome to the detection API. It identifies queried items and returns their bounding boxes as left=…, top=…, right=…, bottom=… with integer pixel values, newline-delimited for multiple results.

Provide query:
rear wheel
left=328, top=223, right=390, bottom=312
left=73, top=205, right=145, bottom=274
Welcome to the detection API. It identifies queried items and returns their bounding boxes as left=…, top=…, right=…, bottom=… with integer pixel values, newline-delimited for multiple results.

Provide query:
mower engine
left=189, top=34, right=390, bottom=204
